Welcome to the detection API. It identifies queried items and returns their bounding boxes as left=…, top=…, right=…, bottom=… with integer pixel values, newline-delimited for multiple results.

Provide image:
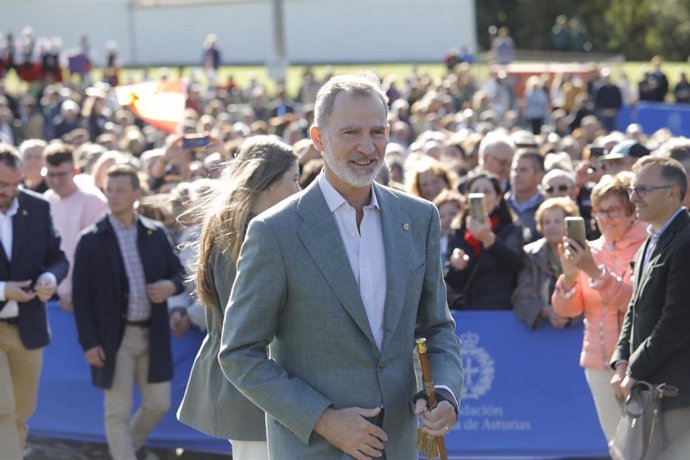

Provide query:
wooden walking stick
left=415, top=338, right=449, bottom=460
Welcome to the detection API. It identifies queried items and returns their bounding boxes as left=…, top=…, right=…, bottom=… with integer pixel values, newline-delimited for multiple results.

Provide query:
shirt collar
left=317, top=172, right=379, bottom=212
left=509, top=190, right=543, bottom=213
left=647, top=207, right=685, bottom=240
left=0, top=197, right=19, bottom=218
left=108, top=212, right=138, bottom=232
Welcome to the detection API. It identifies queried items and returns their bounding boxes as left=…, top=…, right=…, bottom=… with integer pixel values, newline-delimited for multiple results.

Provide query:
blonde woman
left=177, top=135, right=299, bottom=460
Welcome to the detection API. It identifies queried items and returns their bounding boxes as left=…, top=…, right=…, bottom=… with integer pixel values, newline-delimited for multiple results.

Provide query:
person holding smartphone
left=445, top=172, right=523, bottom=310
left=551, top=172, right=646, bottom=442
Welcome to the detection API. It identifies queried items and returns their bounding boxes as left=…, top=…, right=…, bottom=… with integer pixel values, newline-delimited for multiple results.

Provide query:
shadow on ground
left=26, top=437, right=228, bottom=460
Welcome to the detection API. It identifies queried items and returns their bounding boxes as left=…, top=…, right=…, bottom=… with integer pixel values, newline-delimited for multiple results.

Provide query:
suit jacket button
left=377, top=365, right=385, bottom=372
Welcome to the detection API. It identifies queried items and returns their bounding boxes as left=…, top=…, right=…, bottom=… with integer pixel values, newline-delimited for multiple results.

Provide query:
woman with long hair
left=177, top=135, right=299, bottom=460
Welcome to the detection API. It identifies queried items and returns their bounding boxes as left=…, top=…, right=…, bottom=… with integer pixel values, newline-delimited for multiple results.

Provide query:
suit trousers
left=584, top=367, right=621, bottom=442
left=0, top=322, right=43, bottom=460
left=104, top=325, right=171, bottom=460
left=659, top=406, right=690, bottom=460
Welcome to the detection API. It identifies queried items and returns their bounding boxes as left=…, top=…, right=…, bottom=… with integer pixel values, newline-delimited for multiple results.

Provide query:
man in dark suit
left=0, top=143, right=68, bottom=460
left=72, top=164, right=184, bottom=460
left=611, top=155, right=690, bottom=457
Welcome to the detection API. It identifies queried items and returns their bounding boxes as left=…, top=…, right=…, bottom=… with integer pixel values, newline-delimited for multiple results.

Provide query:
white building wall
left=0, top=0, right=476, bottom=66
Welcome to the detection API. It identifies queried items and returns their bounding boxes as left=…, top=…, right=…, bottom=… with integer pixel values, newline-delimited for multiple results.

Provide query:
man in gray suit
left=219, top=73, right=463, bottom=460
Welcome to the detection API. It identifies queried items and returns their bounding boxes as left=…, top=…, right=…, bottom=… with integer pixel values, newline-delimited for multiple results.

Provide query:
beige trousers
left=659, top=406, right=690, bottom=460
left=104, top=325, right=170, bottom=460
left=0, top=322, right=43, bottom=460
left=584, top=367, right=622, bottom=442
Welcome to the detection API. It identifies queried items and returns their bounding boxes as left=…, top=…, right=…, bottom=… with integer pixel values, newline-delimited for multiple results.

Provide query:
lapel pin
left=147, top=229, right=153, bottom=236
left=22, top=210, right=27, bottom=216
left=403, top=223, right=409, bottom=231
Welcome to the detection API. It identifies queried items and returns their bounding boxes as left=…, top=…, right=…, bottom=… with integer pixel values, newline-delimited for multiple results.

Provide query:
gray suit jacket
left=177, top=248, right=265, bottom=440
left=219, top=180, right=463, bottom=459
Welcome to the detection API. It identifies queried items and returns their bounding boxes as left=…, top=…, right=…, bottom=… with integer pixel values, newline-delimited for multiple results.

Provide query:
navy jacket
left=72, top=214, right=184, bottom=389
left=0, top=189, right=68, bottom=349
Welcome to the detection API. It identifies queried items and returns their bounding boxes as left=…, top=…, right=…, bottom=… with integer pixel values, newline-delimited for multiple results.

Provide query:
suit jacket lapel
left=296, top=182, right=377, bottom=347
left=634, top=211, right=689, bottom=301
left=376, top=184, right=411, bottom=352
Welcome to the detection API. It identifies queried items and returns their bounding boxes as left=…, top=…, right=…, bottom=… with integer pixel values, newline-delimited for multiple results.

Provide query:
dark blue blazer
left=72, top=214, right=184, bottom=389
left=612, top=210, right=690, bottom=411
left=0, top=190, right=68, bottom=349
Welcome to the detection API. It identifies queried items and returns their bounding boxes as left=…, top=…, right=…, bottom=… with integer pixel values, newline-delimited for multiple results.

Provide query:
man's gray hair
left=18, top=139, right=47, bottom=158
left=478, top=131, right=515, bottom=162
left=314, top=72, right=389, bottom=130
left=541, top=168, right=575, bottom=188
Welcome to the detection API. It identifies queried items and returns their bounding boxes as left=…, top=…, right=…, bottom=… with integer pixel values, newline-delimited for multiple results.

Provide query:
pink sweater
left=45, top=187, right=108, bottom=299
left=552, top=220, right=647, bottom=370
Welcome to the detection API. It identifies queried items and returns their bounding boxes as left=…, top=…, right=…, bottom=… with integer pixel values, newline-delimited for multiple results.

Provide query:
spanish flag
left=114, top=79, right=186, bottom=133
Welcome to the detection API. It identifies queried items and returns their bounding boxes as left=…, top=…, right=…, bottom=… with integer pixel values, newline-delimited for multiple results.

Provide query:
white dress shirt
left=0, top=198, right=19, bottom=318
left=318, top=173, right=387, bottom=350
left=0, top=197, right=57, bottom=318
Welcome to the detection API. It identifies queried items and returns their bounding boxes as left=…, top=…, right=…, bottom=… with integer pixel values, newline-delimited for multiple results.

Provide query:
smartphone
left=588, top=145, right=605, bottom=158
left=468, top=193, right=486, bottom=224
left=565, top=216, right=587, bottom=248
left=182, top=133, right=209, bottom=150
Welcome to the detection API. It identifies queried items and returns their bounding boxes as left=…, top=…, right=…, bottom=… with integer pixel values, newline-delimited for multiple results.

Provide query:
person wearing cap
left=600, top=140, right=650, bottom=175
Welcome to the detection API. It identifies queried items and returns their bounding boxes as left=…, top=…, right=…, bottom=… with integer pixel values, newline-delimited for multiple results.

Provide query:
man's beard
left=322, top=135, right=383, bottom=188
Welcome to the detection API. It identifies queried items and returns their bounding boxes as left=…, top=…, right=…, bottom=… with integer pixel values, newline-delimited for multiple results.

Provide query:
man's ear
left=310, top=126, right=325, bottom=153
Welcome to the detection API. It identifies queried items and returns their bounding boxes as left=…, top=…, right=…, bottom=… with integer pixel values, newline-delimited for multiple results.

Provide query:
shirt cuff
left=37, top=272, right=57, bottom=287
left=435, top=385, right=459, bottom=414
left=0, top=282, right=6, bottom=301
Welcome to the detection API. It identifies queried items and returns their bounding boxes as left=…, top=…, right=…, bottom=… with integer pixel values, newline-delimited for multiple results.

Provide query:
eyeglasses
left=592, top=205, right=624, bottom=220
left=627, top=184, right=674, bottom=198
left=544, top=184, right=571, bottom=194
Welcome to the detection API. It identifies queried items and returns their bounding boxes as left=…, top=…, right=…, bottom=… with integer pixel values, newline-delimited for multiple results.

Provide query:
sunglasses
left=544, top=184, right=571, bottom=193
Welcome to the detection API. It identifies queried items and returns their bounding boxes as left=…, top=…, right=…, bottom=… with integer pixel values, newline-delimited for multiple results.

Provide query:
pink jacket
left=552, top=220, right=647, bottom=370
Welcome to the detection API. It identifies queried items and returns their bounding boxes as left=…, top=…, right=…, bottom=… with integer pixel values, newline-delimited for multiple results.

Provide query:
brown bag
left=609, top=381, right=679, bottom=460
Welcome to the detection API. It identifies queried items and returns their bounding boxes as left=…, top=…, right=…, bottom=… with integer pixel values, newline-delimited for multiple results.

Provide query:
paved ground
left=25, top=437, right=228, bottom=460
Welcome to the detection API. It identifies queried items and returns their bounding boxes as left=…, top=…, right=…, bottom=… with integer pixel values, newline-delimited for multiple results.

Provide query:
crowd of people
left=0, top=25, right=689, bottom=460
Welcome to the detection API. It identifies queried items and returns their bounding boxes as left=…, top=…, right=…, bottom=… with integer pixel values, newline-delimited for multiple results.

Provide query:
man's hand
left=147, top=280, right=176, bottom=304
left=84, top=345, right=106, bottom=367
left=611, top=362, right=629, bottom=401
left=620, top=374, right=637, bottom=400
left=314, top=407, right=387, bottom=460
left=170, top=309, right=191, bottom=337
left=415, top=399, right=457, bottom=437
left=5, top=280, right=37, bottom=302
left=59, top=294, right=74, bottom=313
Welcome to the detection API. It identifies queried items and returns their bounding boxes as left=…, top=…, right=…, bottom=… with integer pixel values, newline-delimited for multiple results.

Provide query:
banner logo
left=460, top=331, right=494, bottom=400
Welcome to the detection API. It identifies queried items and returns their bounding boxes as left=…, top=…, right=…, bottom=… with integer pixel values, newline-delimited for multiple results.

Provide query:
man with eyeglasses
left=0, top=143, right=68, bottom=460
left=43, top=142, right=107, bottom=313
left=611, top=156, right=690, bottom=458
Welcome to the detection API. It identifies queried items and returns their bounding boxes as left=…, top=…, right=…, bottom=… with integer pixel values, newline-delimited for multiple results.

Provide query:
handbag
left=609, top=380, right=679, bottom=460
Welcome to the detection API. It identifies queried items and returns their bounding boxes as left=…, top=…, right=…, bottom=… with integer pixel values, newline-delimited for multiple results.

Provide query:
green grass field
left=4, top=60, right=689, bottom=98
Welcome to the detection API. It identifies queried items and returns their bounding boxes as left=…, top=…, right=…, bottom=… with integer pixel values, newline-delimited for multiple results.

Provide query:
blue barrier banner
left=30, top=304, right=609, bottom=458
left=30, top=302, right=228, bottom=454
left=617, top=102, right=690, bottom=136
left=448, top=311, right=608, bottom=458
